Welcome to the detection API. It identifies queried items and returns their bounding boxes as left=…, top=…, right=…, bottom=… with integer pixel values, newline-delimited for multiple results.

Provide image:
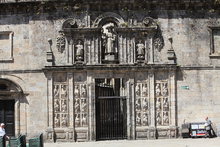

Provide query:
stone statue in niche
left=102, top=23, right=117, bottom=61
left=136, top=40, right=145, bottom=61
left=75, top=40, right=84, bottom=62
left=56, top=32, right=66, bottom=53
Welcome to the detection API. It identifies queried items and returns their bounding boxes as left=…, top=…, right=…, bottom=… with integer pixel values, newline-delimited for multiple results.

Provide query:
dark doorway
left=0, top=100, right=15, bottom=137
left=95, top=78, right=127, bottom=140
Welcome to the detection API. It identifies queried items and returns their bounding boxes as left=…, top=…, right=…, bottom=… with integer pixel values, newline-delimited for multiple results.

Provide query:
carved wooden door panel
left=0, top=100, right=15, bottom=137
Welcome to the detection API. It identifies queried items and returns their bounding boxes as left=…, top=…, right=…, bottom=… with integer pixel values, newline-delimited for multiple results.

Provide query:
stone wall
left=0, top=0, right=220, bottom=140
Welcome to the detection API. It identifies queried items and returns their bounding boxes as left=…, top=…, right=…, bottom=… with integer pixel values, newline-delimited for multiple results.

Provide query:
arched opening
left=0, top=79, right=23, bottom=137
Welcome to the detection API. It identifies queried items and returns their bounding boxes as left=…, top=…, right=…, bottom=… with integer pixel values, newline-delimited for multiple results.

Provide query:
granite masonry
left=0, top=0, right=220, bottom=142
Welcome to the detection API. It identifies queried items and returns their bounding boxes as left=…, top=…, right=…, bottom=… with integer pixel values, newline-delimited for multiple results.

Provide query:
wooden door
left=0, top=100, right=15, bottom=137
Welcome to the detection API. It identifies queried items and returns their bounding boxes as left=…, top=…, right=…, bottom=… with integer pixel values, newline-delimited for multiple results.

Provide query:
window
left=0, top=31, right=14, bottom=62
left=209, top=27, right=220, bottom=57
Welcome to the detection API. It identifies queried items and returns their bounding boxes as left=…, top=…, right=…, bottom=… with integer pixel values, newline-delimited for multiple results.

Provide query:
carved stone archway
left=0, top=78, right=24, bottom=137
left=93, top=12, right=125, bottom=27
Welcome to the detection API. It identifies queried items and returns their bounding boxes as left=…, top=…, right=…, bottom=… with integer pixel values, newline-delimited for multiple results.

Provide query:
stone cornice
left=43, top=64, right=178, bottom=72
left=0, top=0, right=219, bottom=16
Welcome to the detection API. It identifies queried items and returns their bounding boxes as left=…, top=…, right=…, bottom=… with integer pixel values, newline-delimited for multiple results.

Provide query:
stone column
left=46, top=72, right=54, bottom=142
left=149, top=70, right=156, bottom=139
left=15, top=97, right=20, bottom=137
left=127, top=78, right=135, bottom=140
left=67, top=72, right=74, bottom=141
left=169, top=69, right=177, bottom=137
left=149, top=35, right=154, bottom=64
left=87, top=75, right=95, bottom=141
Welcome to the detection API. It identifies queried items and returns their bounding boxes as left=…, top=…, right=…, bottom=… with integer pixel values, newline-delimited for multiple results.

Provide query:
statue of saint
left=136, top=40, right=145, bottom=60
left=75, top=40, right=84, bottom=61
left=102, top=23, right=117, bottom=55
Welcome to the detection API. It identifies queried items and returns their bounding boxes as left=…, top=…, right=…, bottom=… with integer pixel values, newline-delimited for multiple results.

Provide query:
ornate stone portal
left=46, top=12, right=177, bottom=142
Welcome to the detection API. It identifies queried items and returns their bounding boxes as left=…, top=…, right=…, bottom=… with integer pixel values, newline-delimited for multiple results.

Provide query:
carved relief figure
left=135, top=98, right=141, bottom=110
left=156, top=83, right=161, bottom=96
left=61, top=85, right=67, bottom=99
left=142, top=112, right=148, bottom=126
left=142, top=98, right=148, bottom=111
left=54, top=99, right=60, bottom=112
left=54, top=114, right=60, bottom=128
left=156, top=111, right=162, bottom=125
left=74, top=85, right=80, bottom=97
left=81, top=84, right=86, bottom=97
left=82, top=113, right=87, bottom=126
left=56, top=32, right=66, bottom=53
left=75, top=114, right=80, bottom=127
left=156, top=98, right=161, bottom=111
left=135, top=84, right=141, bottom=96
left=163, top=97, right=169, bottom=111
left=162, top=83, right=168, bottom=96
left=136, top=40, right=145, bottom=61
left=75, top=98, right=80, bottom=113
left=142, top=83, right=148, bottom=97
left=75, top=40, right=84, bottom=61
left=136, top=112, right=141, bottom=126
left=81, top=98, right=87, bottom=112
left=163, top=112, right=169, bottom=125
left=54, top=85, right=59, bottom=98
left=61, top=114, right=67, bottom=127
left=61, top=100, right=67, bottom=112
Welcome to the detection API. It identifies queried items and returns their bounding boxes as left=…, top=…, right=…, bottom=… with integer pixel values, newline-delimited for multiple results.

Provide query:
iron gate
left=96, top=96, right=127, bottom=140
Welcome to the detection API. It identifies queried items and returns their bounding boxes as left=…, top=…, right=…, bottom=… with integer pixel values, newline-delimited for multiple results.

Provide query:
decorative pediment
left=50, top=13, right=167, bottom=66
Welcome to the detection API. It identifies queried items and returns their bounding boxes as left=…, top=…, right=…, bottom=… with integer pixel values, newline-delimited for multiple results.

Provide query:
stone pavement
left=45, top=138, right=220, bottom=147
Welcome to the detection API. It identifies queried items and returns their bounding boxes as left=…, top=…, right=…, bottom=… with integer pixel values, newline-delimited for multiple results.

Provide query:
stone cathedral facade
left=0, top=0, right=220, bottom=142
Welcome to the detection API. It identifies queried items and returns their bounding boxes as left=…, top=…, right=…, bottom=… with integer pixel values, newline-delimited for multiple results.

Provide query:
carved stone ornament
left=153, top=32, right=164, bottom=52
left=56, top=32, right=66, bottom=53
left=142, top=17, right=158, bottom=28
left=62, top=18, right=78, bottom=29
